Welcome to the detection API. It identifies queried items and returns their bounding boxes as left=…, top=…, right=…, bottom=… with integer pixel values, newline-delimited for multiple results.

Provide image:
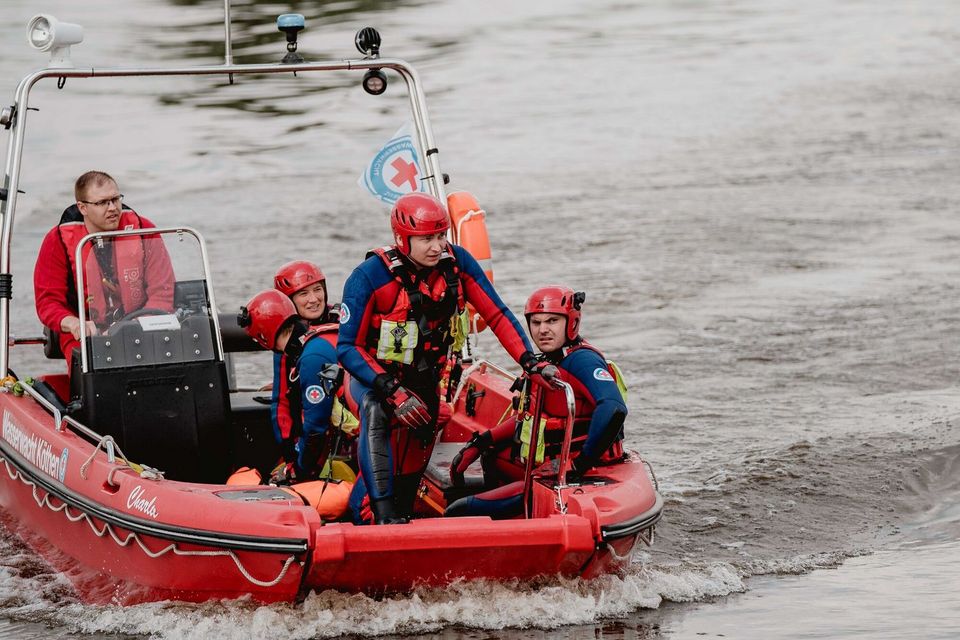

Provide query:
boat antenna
left=278, top=14, right=306, bottom=64
left=223, top=0, right=234, bottom=84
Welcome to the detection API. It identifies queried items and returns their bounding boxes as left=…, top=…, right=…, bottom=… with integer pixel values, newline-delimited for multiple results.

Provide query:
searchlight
left=27, top=14, right=84, bottom=68
left=355, top=27, right=387, bottom=96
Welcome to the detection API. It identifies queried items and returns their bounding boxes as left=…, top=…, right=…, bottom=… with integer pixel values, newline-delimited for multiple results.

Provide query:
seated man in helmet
left=34, top=170, right=175, bottom=370
left=337, top=192, right=545, bottom=525
left=269, top=260, right=343, bottom=477
left=445, top=286, right=628, bottom=519
left=238, top=288, right=339, bottom=482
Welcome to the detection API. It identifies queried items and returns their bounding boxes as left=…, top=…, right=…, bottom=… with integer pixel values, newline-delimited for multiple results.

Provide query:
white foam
left=0, top=534, right=78, bottom=620
left=26, top=561, right=755, bottom=639
left=638, top=562, right=746, bottom=603
left=741, top=549, right=865, bottom=575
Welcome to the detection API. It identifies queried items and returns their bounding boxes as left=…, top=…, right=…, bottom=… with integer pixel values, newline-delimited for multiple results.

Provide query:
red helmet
left=524, top=285, right=585, bottom=343
left=237, top=290, right=297, bottom=350
left=390, top=192, right=450, bottom=255
left=274, top=260, right=325, bottom=297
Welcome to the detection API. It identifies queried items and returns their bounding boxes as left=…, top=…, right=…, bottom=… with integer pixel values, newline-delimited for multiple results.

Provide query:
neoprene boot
left=371, top=497, right=408, bottom=525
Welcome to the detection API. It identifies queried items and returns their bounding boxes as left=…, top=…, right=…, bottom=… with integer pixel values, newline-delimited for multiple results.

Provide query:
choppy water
left=2, top=0, right=960, bottom=638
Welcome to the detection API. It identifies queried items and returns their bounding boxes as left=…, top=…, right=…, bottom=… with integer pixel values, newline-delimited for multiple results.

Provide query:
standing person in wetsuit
left=33, top=170, right=174, bottom=370
left=446, top=286, right=628, bottom=519
left=238, top=287, right=339, bottom=483
left=337, top=192, right=546, bottom=525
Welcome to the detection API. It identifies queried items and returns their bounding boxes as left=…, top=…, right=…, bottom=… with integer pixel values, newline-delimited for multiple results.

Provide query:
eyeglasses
left=80, top=194, right=123, bottom=208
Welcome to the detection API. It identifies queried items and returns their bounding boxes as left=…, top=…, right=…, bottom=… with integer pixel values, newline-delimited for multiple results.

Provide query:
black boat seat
left=228, top=390, right=281, bottom=479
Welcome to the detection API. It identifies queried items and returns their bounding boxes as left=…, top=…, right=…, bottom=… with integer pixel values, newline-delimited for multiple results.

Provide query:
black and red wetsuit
left=337, top=243, right=532, bottom=523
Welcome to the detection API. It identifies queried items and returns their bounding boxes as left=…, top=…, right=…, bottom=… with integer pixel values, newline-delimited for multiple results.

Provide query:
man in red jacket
left=33, top=171, right=175, bottom=368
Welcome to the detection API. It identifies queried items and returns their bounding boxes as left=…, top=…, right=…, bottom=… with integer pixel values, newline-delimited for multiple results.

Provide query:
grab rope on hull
left=78, top=435, right=164, bottom=486
left=0, top=455, right=302, bottom=589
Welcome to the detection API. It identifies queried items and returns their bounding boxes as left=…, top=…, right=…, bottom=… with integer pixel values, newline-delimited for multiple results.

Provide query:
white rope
left=451, top=359, right=485, bottom=407
left=468, top=310, right=481, bottom=350
left=79, top=435, right=119, bottom=479
left=0, top=455, right=302, bottom=588
left=136, top=464, right=165, bottom=481
left=80, top=436, right=130, bottom=480
left=79, top=435, right=165, bottom=486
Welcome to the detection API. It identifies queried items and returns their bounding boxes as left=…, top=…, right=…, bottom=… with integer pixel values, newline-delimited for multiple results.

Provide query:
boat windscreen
left=76, top=231, right=218, bottom=370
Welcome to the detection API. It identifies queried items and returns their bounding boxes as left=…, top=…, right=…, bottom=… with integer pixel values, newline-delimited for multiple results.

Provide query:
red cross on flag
left=358, top=123, right=426, bottom=205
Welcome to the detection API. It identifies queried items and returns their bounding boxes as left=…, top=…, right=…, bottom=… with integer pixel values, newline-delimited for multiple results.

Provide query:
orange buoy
left=292, top=479, right=354, bottom=520
left=225, top=466, right=262, bottom=485
left=448, top=191, right=493, bottom=280
left=447, top=191, right=492, bottom=332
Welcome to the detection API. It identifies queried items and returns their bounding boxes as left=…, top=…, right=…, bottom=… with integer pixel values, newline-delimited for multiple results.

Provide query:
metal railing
left=1, top=51, right=446, bottom=378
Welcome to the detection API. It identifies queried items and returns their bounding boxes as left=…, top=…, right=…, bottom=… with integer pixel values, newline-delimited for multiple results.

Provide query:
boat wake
left=1, top=429, right=958, bottom=638
left=0, top=562, right=738, bottom=639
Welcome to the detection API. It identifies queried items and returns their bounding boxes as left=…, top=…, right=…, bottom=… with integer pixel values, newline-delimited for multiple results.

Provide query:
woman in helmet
left=446, top=285, right=628, bottom=519
left=274, top=260, right=333, bottom=324
left=238, top=288, right=340, bottom=482
left=337, top=192, right=543, bottom=525
left=270, top=261, right=341, bottom=478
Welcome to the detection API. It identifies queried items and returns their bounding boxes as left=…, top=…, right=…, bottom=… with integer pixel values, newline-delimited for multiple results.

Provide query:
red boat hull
left=0, top=363, right=661, bottom=604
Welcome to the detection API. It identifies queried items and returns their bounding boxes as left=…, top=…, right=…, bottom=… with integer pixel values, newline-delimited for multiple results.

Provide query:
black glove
left=520, top=351, right=559, bottom=391
left=449, top=430, right=494, bottom=486
left=386, top=386, right=432, bottom=429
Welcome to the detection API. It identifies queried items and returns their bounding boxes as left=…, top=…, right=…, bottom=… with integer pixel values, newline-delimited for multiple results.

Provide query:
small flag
left=358, top=123, right=425, bottom=205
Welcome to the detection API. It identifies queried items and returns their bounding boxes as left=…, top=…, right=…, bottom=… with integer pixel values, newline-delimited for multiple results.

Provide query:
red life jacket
left=278, top=316, right=341, bottom=443
left=57, top=210, right=148, bottom=326
left=539, top=340, right=605, bottom=420
left=365, top=246, right=464, bottom=374
left=534, top=339, right=624, bottom=462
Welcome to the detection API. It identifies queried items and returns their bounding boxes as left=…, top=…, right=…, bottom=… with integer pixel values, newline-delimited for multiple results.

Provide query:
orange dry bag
left=226, top=466, right=262, bottom=485
left=293, top=479, right=354, bottom=521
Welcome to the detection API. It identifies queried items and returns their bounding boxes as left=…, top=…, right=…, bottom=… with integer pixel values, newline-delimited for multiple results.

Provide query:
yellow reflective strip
left=519, top=415, right=547, bottom=464
left=607, top=359, right=628, bottom=402
left=331, top=396, right=359, bottom=435
left=377, top=320, right=419, bottom=364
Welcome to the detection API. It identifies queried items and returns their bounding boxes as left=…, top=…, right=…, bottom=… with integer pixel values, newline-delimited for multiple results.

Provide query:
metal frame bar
left=21, top=376, right=95, bottom=440
left=222, top=1, right=233, bottom=67
left=0, top=57, right=446, bottom=377
left=554, top=380, right=576, bottom=489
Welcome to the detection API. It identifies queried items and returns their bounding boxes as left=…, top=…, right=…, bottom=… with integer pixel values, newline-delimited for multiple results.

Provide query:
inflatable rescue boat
left=0, top=13, right=662, bottom=604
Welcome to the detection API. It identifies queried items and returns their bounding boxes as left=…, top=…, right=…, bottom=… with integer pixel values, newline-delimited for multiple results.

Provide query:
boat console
left=66, top=228, right=232, bottom=483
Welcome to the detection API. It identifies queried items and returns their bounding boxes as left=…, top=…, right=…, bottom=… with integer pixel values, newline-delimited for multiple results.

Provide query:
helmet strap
left=282, top=318, right=307, bottom=356
left=544, top=349, right=565, bottom=364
